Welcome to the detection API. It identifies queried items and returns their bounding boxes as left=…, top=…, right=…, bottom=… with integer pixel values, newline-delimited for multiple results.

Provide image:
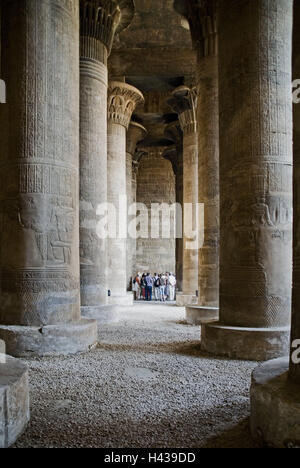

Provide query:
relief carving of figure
left=250, top=197, right=274, bottom=227
left=47, top=204, right=74, bottom=266
left=1, top=196, right=45, bottom=268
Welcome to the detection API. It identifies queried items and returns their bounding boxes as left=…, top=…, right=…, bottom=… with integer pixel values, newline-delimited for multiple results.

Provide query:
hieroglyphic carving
left=107, top=82, right=144, bottom=299
left=0, top=270, right=79, bottom=294
left=136, top=148, right=176, bottom=275
left=79, top=58, right=108, bottom=306
left=0, top=164, right=74, bottom=198
left=288, top=0, right=300, bottom=382
left=292, top=144, right=300, bottom=373
left=217, top=0, right=293, bottom=330
left=126, top=123, right=147, bottom=287
left=163, top=122, right=184, bottom=289
left=167, top=88, right=198, bottom=298
left=173, top=0, right=220, bottom=307
left=0, top=0, right=81, bottom=326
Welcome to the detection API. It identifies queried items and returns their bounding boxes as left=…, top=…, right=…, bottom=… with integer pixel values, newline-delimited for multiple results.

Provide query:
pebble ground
left=13, top=303, right=258, bottom=448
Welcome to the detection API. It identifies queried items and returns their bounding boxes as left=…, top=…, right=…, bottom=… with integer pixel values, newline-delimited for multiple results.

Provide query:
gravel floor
left=13, top=303, right=258, bottom=448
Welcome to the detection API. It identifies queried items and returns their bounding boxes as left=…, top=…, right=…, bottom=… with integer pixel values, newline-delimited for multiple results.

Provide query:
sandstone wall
left=136, top=149, right=176, bottom=275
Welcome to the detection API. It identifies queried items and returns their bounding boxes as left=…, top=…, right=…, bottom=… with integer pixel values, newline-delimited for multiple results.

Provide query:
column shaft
left=249, top=0, right=300, bottom=448
left=164, top=122, right=184, bottom=292
left=79, top=0, right=115, bottom=314
left=108, top=122, right=128, bottom=299
left=290, top=0, right=300, bottom=384
left=126, top=150, right=134, bottom=290
left=169, top=87, right=199, bottom=306
left=126, top=123, right=147, bottom=290
left=80, top=51, right=108, bottom=310
left=182, top=128, right=198, bottom=297
left=131, top=161, right=139, bottom=280
left=175, top=157, right=184, bottom=292
left=107, top=82, right=144, bottom=305
left=0, top=0, right=97, bottom=356
left=202, top=0, right=293, bottom=360
left=197, top=54, right=219, bottom=308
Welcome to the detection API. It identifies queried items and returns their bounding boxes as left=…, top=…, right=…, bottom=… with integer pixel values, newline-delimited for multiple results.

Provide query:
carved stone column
left=174, top=0, right=219, bottom=324
left=0, top=0, right=97, bottom=356
left=291, top=0, right=300, bottom=387
left=131, top=159, right=139, bottom=279
left=107, top=82, right=144, bottom=304
left=131, top=150, right=147, bottom=279
left=164, top=121, right=184, bottom=292
left=126, top=123, right=147, bottom=291
left=169, top=87, right=199, bottom=307
left=202, top=0, right=293, bottom=360
left=79, top=0, right=134, bottom=320
left=250, top=0, right=300, bottom=448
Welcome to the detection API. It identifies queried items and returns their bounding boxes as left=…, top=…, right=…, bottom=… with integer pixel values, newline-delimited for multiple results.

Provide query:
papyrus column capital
left=80, top=0, right=134, bottom=61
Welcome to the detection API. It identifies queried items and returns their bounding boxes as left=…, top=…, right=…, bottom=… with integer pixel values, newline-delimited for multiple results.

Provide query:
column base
left=201, top=323, right=290, bottom=361
left=0, top=319, right=98, bottom=358
left=176, top=293, right=198, bottom=307
left=81, top=305, right=120, bottom=324
left=0, top=355, right=30, bottom=448
left=186, top=306, right=219, bottom=325
left=250, top=358, right=300, bottom=448
left=108, top=292, right=133, bottom=306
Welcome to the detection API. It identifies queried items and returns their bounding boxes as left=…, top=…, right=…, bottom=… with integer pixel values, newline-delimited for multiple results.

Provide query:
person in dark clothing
left=145, top=273, right=154, bottom=301
left=154, top=273, right=161, bottom=301
left=141, top=274, right=147, bottom=300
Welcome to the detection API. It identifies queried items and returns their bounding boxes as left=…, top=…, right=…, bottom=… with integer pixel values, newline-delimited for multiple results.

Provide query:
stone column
left=291, top=0, right=300, bottom=387
left=164, top=122, right=184, bottom=292
left=131, top=150, right=147, bottom=279
left=202, top=0, right=293, bottom=360
left=131, top=160, right=139, bottom=279
left=126, top=123, right=147, bottom=291
left=250, top=0, right=300, bottom=447
left=174, top=0, right=219, bottom=324
left=196, top=9, right=219, bottom=311
left=169, top=88, right=199, bottom=307
left=0, top=0, right=97, bottom=357
left=107, top=82, right=144, bottom=305
left=79, top=0, right=134, bottom=320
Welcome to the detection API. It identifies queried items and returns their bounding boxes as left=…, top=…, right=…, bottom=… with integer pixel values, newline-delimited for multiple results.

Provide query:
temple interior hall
left=0, top=0, right=300, bottom=449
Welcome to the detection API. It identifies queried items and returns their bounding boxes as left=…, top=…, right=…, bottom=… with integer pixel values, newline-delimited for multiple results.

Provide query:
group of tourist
left=132, top=273, right=177, bottom=302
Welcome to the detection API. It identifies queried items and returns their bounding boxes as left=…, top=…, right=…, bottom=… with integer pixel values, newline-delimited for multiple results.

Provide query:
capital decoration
left=168, top=86, right=198, bottom=135
left=80, top=0, right=134, bottom=56
left=108, top=82, right=145, bottom=130
left=126, top=122, right=147, bottom=156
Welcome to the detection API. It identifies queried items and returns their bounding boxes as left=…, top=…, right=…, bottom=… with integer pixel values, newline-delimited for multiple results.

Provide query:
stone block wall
left=136, top=149, right=176, bottom=275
